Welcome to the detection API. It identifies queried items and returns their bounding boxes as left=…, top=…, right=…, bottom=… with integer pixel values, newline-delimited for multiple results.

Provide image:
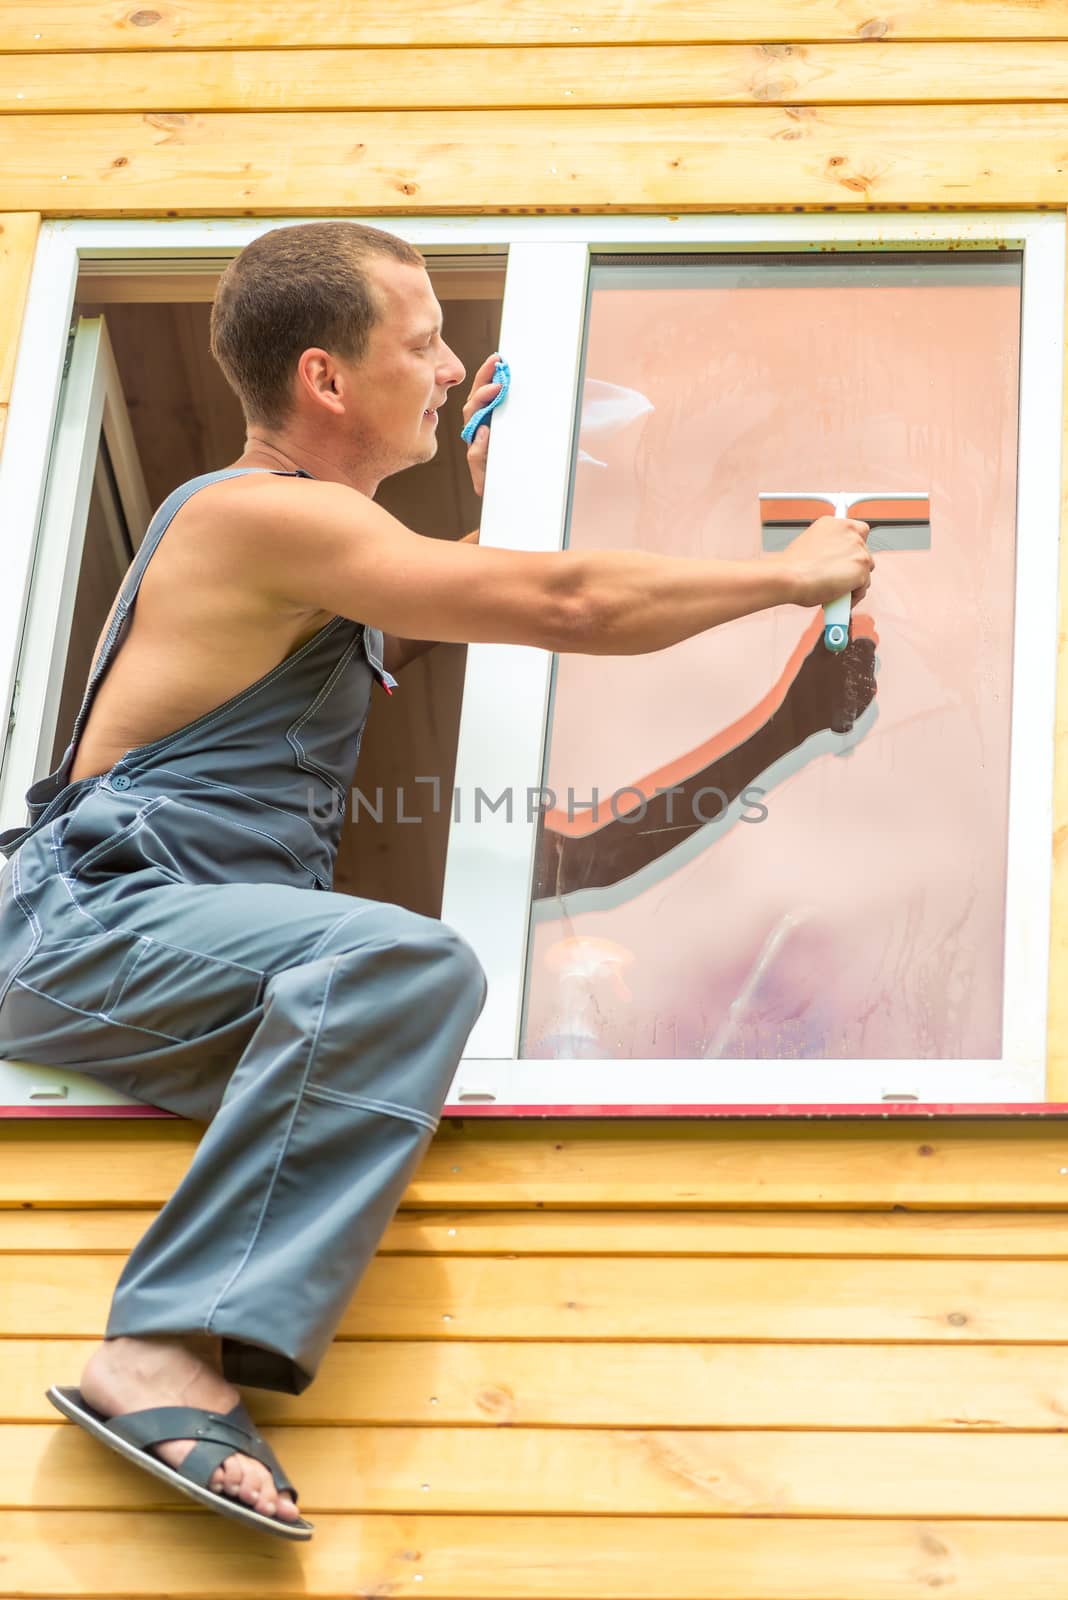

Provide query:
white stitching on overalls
left=133, top=934, right=264, bottom=980
left=103, top=937, right=153, bottom=1016
left=0, top=853, right=44, bottom=1010
left=126, top=616, right=348, bottom=766
left=156, top=797, right=331, bottom=887
left=204, top=952, right=342, bottom=1331
left=68, top=798, right=169, bottom=880
left=10, top=853, right=41, bottom=946
left=284, top=638, right=362, bottom=800
left=12, top=976, right=185, bottom=1043
left=150, top=768, right=327, bottom=831
left=304, top=905, right=376, bottom=963
left=49, top=823, right=107, bottom=932
left=302, top=1082, right=438, bottom=1134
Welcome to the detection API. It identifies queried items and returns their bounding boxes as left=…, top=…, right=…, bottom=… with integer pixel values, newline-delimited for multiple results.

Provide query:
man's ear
left=298, top=349, right=345, bottom=414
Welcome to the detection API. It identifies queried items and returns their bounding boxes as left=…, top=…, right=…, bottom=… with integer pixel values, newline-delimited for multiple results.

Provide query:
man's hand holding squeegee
left=760, top=492, right=931, bottom=651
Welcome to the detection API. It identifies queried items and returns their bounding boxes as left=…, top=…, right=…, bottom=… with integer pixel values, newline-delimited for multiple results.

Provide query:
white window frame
left=0, top=315, right=151, bottom=827
left=0, top=215, right=1062, bottom=1117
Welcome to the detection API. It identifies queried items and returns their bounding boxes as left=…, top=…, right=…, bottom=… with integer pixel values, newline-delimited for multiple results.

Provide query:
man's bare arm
left=228, top=475, right=871, bottom=656
left=382, top=528, right=480, bottom=676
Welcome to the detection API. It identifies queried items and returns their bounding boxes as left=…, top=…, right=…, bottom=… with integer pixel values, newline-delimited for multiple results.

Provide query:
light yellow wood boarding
left=6, top=1120, right=1068, bottom=1208
left=5, top=1511, right=1068, bottom=1597
left=6, top=1252, right=1068, bottom=1340
left=1048, top=209, right=1068, bottom=1100
left=0, top=211, right=38, bottom=460
left=3, top=1, right=1067, bottom=50
left=10, top=1205, right=1068, bottom=1255
left=9, top=1337, right=1068, bottom=1429
left=6, top=43, right=1068, bottom=113
left=8, top=1422, right=1068, bottom=1516
left=6, top=106, right=1068, bottom=216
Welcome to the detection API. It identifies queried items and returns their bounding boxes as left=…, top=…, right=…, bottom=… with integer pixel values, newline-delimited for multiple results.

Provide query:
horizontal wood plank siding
left=8, top=1422, right=1068, bottom=1516
left=5, top=105, right=1068, bottom=215
left=7, top=1122, right=1068, bottom=1593
left=9, top=1336, right=1068, bottom=1429
left=9, top=1511, right=1068, bottom=1598
left=5, top=1, right=1068, bottom=50
left=0, top=209, right=38, bottom=457
left=6, top=43, right=1068, bottom=113
left=12, top=1251, right=1068, bottom=1341
left=7, top=1119, right=1068, bottom=1208
left=9, top=1204, right=1068, bottom=1254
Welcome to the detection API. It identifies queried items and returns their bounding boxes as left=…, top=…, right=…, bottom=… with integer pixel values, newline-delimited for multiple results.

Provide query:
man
left=0, top=221, right=872, bottom=1539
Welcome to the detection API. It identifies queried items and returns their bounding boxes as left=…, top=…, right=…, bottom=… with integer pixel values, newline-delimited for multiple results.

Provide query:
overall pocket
left=65, top=795, right=171, bottom=882
left=13, top=927, right=265, bottom=1044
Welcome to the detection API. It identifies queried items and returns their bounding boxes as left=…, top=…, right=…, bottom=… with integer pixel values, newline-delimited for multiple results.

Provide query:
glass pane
left=521, top=252, right=1021, bottom=1063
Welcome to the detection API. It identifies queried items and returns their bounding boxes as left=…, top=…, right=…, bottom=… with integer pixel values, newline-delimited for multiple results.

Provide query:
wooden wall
left=3, top=4, right=1068, bottom=1596
left=7, top=1117, right=1068, bottom=1596
left=4, top=5, right=1068, bottom=212
left=0, top=212, right=37, bottom=457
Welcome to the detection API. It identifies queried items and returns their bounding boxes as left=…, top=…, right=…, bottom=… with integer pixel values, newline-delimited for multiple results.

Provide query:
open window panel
left=442, top=224, right=1065, bottom=1116
left=0, top=248, right=505, bottom=1114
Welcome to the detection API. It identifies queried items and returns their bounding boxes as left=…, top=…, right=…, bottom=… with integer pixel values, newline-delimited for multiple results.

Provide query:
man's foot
left=79, top=1334, right=302, bottom=1524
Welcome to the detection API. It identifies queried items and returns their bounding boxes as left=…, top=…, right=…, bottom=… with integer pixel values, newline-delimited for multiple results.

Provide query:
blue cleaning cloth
left=461, top=358, right=510, bottom=443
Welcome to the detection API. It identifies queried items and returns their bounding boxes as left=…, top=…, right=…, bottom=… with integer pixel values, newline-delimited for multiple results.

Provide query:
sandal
left=46, top=1384, right=314, bottom=1540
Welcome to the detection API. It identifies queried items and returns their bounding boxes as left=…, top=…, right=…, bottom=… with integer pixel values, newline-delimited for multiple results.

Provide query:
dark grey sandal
left=46, top=1384, right=314, bottom=1540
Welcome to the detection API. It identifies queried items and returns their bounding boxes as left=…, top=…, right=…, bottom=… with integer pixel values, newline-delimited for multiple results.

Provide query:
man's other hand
left=462, top=352, right=503, bottom=498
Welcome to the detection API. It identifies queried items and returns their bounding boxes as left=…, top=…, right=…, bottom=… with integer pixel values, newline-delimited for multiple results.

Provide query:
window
left=527, top=252, right=1019, bottom=1061
left=0, top=216, right=1062, bottom=1115
left=441, top=220, right=1063, bottom=1113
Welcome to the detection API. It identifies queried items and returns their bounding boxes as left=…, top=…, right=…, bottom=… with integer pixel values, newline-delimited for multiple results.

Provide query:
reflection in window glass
left=522, top=254, right=1021, bottom=1062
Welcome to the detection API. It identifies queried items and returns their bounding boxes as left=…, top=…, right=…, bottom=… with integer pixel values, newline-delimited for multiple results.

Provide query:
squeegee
left=759, top=491, right=931, bottom=651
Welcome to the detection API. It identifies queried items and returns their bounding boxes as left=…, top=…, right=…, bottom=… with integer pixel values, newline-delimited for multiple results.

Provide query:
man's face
left=336, top=259, right=466, bottom=479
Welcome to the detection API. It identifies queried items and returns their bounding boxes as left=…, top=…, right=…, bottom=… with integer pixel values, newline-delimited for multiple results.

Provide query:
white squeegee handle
left=824, top=491, right=929, bottom=653
left=823, top=493, right=853, bottom=654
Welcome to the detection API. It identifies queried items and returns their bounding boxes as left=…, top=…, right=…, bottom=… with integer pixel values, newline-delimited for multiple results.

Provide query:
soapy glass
left=521, top=252, right=1021, bottom=1062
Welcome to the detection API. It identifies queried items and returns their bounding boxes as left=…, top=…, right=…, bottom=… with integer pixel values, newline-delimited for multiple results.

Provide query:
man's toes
left=252, top=1469, right=275, bottom=1514
left=257, top=1474, right=281, bottom=1518
left=220, top=1455, right=245, bottom=1498
left=236, top=1459, right=270, bottom=1509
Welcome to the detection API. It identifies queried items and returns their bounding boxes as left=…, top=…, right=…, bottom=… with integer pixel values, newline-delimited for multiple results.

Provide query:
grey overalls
left=0, top=466, right=487, bottom=1394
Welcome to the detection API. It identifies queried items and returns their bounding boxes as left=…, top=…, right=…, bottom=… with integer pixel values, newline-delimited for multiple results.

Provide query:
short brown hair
left=210, top=221, right=425, bottom=428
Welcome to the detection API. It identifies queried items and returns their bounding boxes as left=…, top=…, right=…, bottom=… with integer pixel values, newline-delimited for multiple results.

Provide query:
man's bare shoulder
left=166, top=464, right=561, bottom=650
left=185, top=470, right=370, bottom=540
left=169, top=470, right=373, bottom=606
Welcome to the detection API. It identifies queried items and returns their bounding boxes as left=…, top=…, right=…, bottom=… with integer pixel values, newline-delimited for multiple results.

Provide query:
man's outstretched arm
left=382, top=528, right=480, bottom=677
left=219, top=472, right=873, bottom=660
